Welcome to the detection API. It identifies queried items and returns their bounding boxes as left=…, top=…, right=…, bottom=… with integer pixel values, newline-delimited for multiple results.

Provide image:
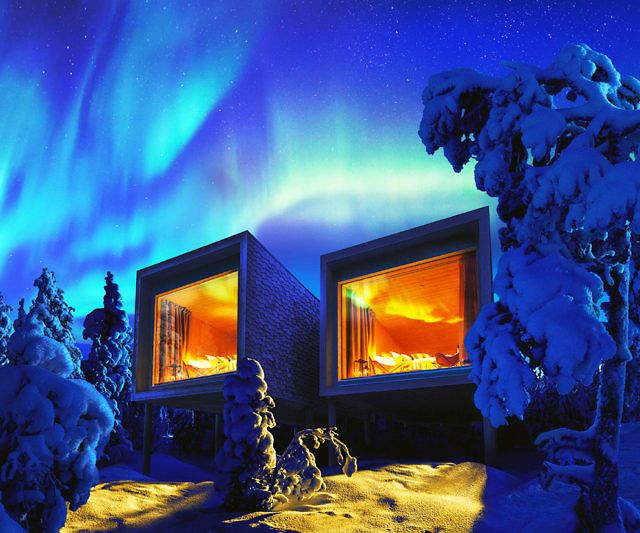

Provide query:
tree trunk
left=583, top=262, right=631, bottom=531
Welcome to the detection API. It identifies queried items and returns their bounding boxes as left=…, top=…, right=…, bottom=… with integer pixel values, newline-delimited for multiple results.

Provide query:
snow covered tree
left=15, top=269, right=84, bottom=378
left=213, top=357, right=278, bottom=511
left=213, top=358, right=356, bottom=511
left=0, top=293, right=13, bottom=366
left=12, top=298, right=26, bottom=335
left=419, top=43, right=640, bottom=530
left=7, top=303, right=78, bottom=376
left=1, top=305, right=113, bottom=532
left=82, top=272, right=134, bottom=464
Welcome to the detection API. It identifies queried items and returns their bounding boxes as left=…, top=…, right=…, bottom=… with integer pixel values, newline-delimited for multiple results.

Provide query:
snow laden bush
left=213, top=358, right=356, bottom=511
left=82, top=272, right=133, bottom=464
left=213, top=358, right=277, bottom=511
left=271, top=427, right=356, bottom=505
left=1, top=305, right=113, bottom=532
left=420, top=43, right=640, bottom=530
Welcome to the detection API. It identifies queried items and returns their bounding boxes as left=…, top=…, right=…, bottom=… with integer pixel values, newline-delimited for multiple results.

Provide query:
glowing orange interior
left=153, top=270, right=238, bottom=384
left=338, top=251, right=477, bottom=379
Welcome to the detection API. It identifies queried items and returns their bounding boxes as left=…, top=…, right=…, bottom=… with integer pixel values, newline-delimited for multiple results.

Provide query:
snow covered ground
left=61, top=423, right=640, bottom=532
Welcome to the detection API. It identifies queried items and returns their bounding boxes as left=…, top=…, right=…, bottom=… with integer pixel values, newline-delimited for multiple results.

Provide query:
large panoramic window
left=338, top=251, right=478, bottom=380
left=153, top=270, right=238, bottom=384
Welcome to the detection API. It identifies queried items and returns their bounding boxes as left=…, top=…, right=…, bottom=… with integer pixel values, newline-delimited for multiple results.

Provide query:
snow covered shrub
left=82, top=272, right=133, bottom=464
left=12, top=299, right=26, bottom=335
left=0, top=293, right=13, bottom=366
left=624, top=253, right=640, bottom=422
left=214, top=358, right=356, bottom=511
left=271, top=427, right=356, bottom=505
left=0, top=500, right=22, bottom=532
left=0, top=366, right=113, bottom=532
left=213, top=357, right=278, bottom=511
left=1, top=302, right=114, bottom=531
left=420, top=43, right=640, bottom=530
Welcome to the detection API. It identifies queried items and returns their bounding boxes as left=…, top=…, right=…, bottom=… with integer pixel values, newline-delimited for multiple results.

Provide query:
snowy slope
left=62, top=423, right=640, bottom=532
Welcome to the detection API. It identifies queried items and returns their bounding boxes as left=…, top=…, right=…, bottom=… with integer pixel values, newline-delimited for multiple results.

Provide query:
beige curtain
left=345, top=288, right=375, bottom=378
left=159, top=300, right=191, bottom=381
left=459, top=252, right=478, bottom=360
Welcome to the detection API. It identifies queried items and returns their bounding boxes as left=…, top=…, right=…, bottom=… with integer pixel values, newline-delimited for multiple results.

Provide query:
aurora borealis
left=1, top=1, right=639, bottom=334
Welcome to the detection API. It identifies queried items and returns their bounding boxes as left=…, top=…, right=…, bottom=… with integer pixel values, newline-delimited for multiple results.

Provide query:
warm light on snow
left=62, top=463, right=492, bottom=532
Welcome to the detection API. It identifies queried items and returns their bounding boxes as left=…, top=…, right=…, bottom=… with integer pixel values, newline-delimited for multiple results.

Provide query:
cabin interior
left=338, top=250, right=478, bottom=380
left=153, top=270, right=239, bottom=384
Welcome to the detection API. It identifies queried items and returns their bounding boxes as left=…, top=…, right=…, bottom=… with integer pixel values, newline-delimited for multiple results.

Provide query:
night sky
left=1, top=1, right=639, bottom=336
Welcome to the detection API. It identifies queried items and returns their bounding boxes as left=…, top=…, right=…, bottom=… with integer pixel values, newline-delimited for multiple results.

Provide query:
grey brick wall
left=244, top=233, right=319, bottom=406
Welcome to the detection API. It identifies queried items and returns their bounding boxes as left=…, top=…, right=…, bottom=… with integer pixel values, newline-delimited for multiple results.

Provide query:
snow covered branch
left=271, top=427, right=357, bottom=505
left=535, top=426, right=597, bottom=488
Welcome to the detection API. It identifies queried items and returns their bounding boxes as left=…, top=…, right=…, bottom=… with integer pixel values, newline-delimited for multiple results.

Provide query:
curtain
left=345, top=288, right=375, bottom=378
left=158, top=300, right=191, bottom=381
left=459, top=252, right=478, bottom=361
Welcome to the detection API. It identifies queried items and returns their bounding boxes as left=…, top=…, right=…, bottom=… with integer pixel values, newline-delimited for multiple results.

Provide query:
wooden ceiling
left=159, top=271, right=238, bottom=332
left=342, top=253, right=472, bottom=354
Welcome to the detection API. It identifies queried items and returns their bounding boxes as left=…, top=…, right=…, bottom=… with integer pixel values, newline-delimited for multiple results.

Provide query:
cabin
left=320, top=207, right=495, bottom=460
left=132, top=207, right=495, bottom=470
left=132, top=231, right=319, bottom=473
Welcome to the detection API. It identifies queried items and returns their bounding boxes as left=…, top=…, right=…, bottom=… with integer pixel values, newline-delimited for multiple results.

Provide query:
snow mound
left=0, top=365, right=113, bottom=531
left=64, top=462, right=518, bottom=532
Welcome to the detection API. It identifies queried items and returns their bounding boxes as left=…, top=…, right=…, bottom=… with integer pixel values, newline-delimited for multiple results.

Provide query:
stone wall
left=244, top=233, right=319, bottom=407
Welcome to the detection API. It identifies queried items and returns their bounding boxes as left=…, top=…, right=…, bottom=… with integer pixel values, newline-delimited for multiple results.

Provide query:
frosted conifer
left=213, top=357, right=277, bottom=511
left=1, top=305, right=113, bottom=531
left=419, top=43, right=640, bottom=530
left=83, top=272, right=133, bottom=464
left=22, top=268, right=84, bottom=378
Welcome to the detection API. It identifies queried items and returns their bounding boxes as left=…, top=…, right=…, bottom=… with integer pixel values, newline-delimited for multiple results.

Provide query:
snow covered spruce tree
left=2, top=304, right=113, bottom=532
left=12, top=269, right=84, bottom=378
left=82, top=272, right=133, bottom=464
left=213, top=358, right=278, bottom=510
left=0, top=293, right=13, bottom=366
left=419, top=43, right=640, bottom=530
left=213, top=357, right=356, bottom=511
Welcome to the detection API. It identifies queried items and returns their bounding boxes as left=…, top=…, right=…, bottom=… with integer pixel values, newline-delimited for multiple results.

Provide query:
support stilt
left=214, top=412, right=222, bottom=457
left=363, top=411, right=371, bottom=447
left=143, top=403, right=152, bottom=477
left=483, top=417, right=497, bottom=466
left=327, top=399, right=336, bottom=466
